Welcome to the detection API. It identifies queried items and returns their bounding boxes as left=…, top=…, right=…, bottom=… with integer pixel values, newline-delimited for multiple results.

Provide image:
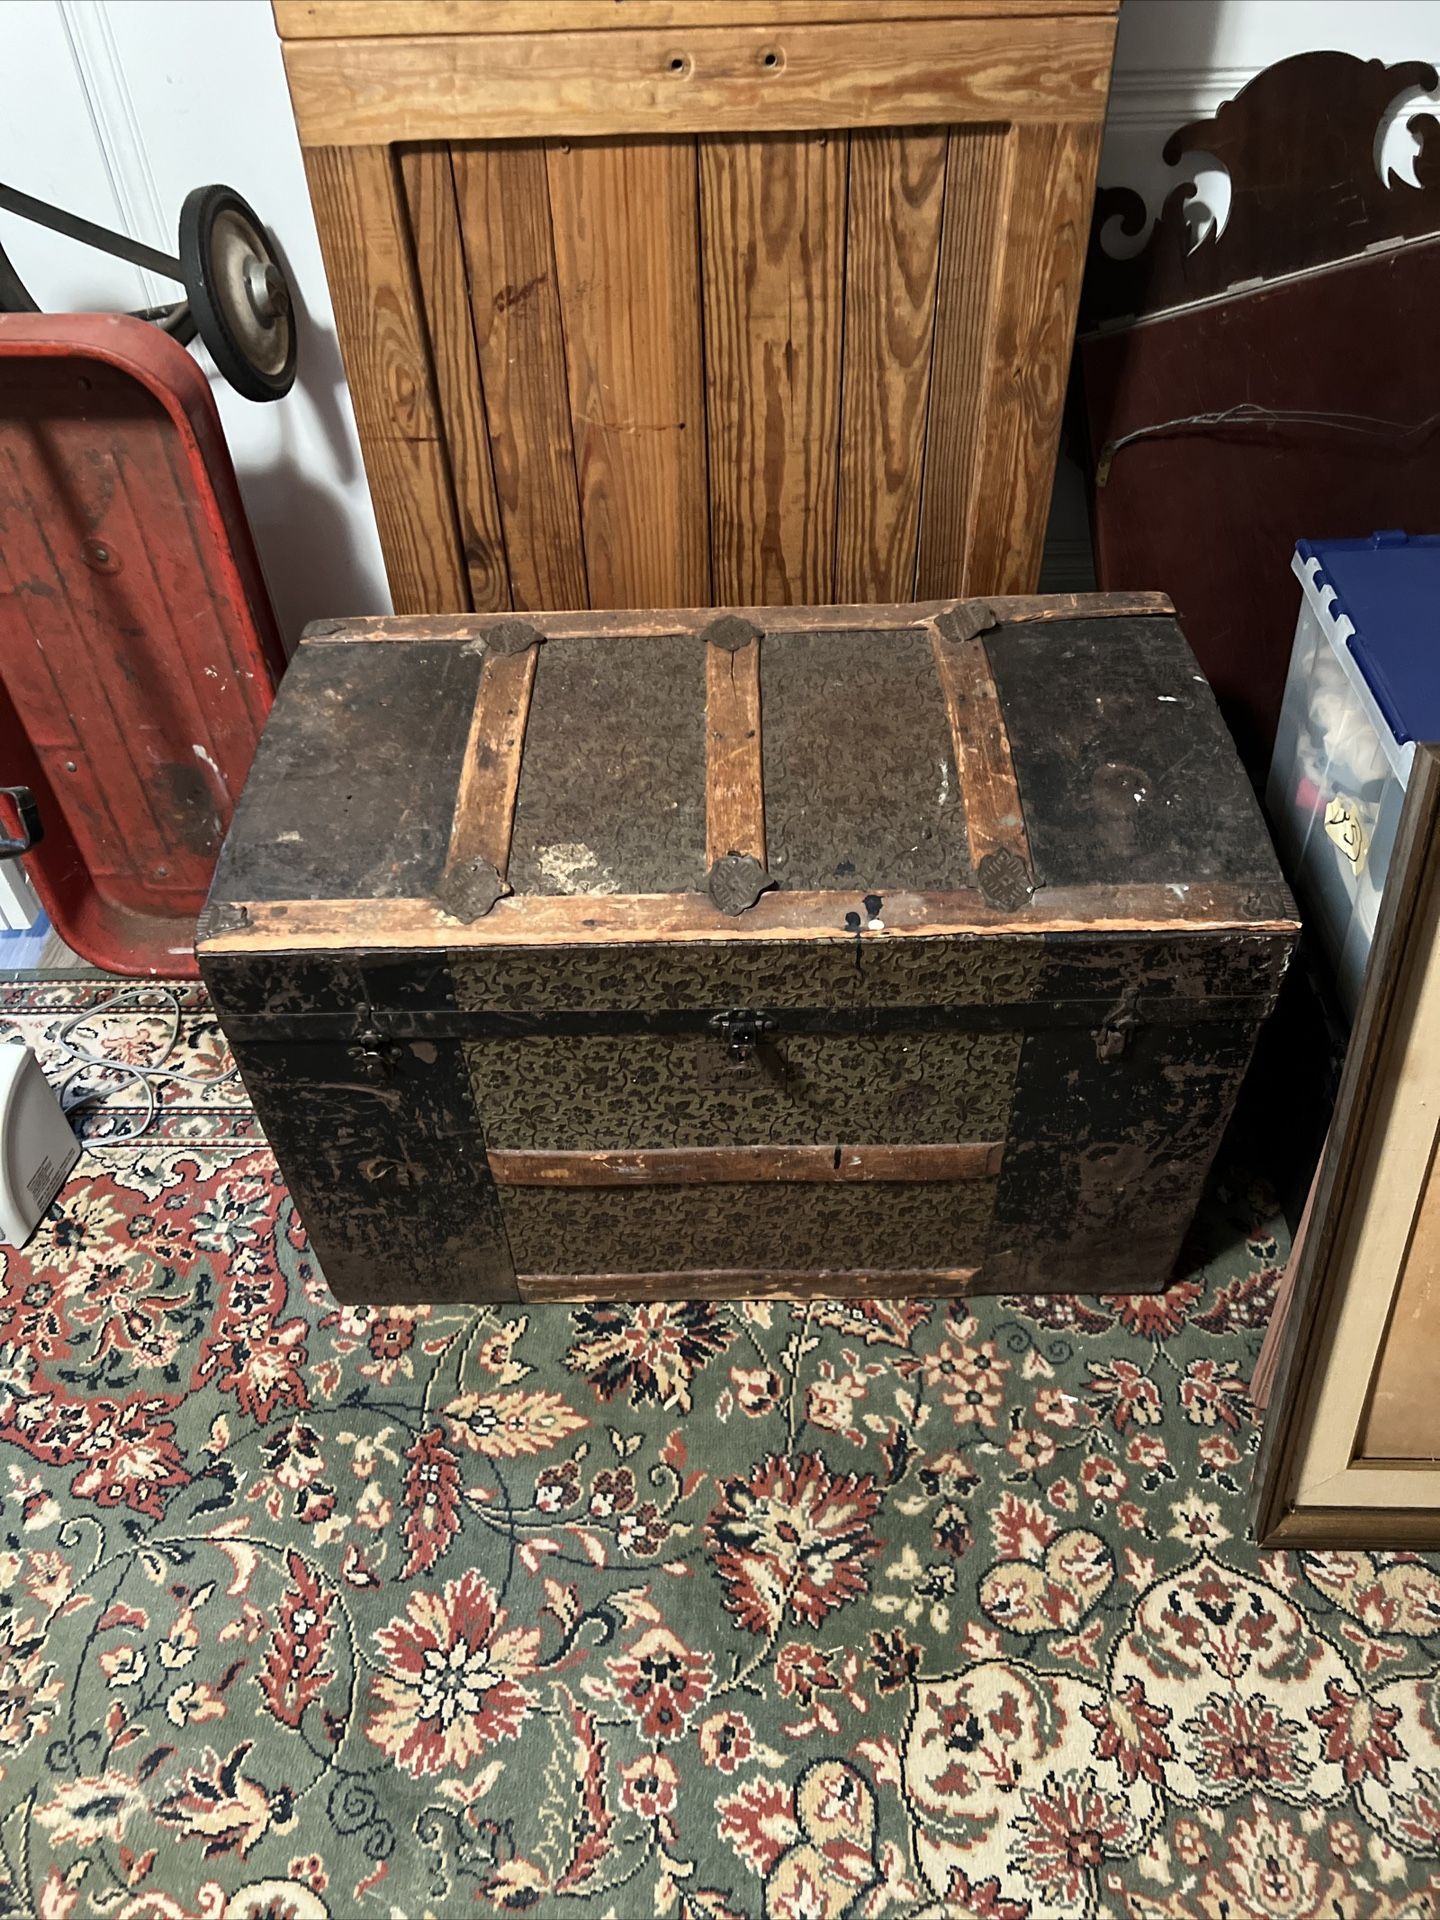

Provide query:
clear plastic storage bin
left=1266, top=531, right=1440, bottom=1014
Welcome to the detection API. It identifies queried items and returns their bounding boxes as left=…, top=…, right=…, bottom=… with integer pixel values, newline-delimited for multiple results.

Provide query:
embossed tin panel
left=498, top=1178, right=998, bottom=1276
left=450, top=935, right=1048, bottom=1015
left=507, top=633, right=707, bottom=895
left=761, top=628, right=972, bottom=891
left=466, top=1027, right=1022, bottom=1150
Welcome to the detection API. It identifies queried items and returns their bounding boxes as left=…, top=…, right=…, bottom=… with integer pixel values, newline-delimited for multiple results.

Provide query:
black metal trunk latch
left=349, top=1028, right=400, bottom=1084
left=708, top=1008, right=778, bottom=1066
left=1094, top=987, right=1141, bottom=1062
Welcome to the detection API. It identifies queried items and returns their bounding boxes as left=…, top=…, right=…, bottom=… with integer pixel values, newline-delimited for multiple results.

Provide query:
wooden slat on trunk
left=440, top=645, right=537, bottom=913
left=490, top=1141, right=1004, bottom=1185
left=298, top=591, right=1175, bottom=644
left=200, top=880, right=1300, bottom=953
left=705, top=636, right=766, bottom=871
left=931, top=623, right=1033, bottom=879
left=518, top=1266, right=979, bottom=1301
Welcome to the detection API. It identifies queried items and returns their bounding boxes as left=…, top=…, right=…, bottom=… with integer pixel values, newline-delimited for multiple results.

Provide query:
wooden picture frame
left=1254, top=743, right=1440, bottom=1546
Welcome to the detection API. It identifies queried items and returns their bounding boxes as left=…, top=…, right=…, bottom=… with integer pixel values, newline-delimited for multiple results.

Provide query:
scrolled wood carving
left=1084, top=51, right=1440, bottom=328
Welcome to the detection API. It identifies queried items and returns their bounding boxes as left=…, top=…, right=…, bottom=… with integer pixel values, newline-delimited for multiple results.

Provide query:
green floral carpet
left=1, top=982, right=1439, bottom=1920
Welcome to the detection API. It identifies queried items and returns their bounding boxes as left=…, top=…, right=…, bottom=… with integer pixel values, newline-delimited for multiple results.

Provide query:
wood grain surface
left=302, top=144, right=467, bottom=613
left=699, top=132, right=845, bottom=602
left=199, top=882, right=1300, bottom=956
left=916, top=123, right=1012, bottom=597
left=451, top=141, right=588, bottom=609
left=276, top=2, right=1119, bottom=38
left=546, top=138, right=709, bottom=609
left=289, top=9, right=1114, bottom=613
left=835, top=127, right=947, bottom=600
left=490, top=1142, right=1004, bottom=1184
left=299, top=592, right=1176, bottom=644
left=398, top=144, right=509, bottom=611
left=443, top=646, right=538, bottom=887
left=282, top=19, right=1116, bottom=145
left=705, top=637, right=766, bottom=868
left=964, top=118, right=1104, bottom=593
left=1358, top=1140, right=1440, bottom=1460
left=517, top=1265, right=979, bottom=1301
left=931, top=625, right=1033, bottom=873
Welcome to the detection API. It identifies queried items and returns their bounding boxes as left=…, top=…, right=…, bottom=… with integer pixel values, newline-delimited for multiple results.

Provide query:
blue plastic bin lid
left=1297, top=531, right=1440, bottom=746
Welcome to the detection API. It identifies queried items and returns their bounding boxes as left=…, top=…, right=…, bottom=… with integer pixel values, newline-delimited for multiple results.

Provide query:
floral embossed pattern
left=2, top=983, right=1440, bottom=1918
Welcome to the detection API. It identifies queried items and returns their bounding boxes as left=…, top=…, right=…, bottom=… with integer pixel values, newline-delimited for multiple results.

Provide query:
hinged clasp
left=1094, top=987, right=1141, bottom=1062
left=708, top=1007, right=778, bottom=1065
left=349, top=1027, right=399, bottom=1084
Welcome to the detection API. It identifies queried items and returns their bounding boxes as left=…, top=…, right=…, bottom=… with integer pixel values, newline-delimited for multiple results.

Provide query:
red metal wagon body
left=0, top=313, right=283, bottom=975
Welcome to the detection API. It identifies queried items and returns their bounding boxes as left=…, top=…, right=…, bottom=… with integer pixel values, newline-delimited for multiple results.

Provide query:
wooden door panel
left=287, top=7, right=1113, bottom=614
left=964, top=118, right=1101, bottom=594
left=834, top=127, right=948, bottom=602
left=699, top=131, right=846, bottom=604
left=398, top=144, right=510, bottom=611
left=916, top=123, right=1011, bottom=599
left=303, top=144, right=468, bottom=615
left=546, top=138, right=710, bottom=609
left=450, top=140, right=588, bottom=610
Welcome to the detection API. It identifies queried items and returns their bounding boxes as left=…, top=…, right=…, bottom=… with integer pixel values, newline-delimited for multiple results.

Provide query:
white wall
left=1, top=0, right=1437, bottom=639
left=0, top=0, right=390, bottom=643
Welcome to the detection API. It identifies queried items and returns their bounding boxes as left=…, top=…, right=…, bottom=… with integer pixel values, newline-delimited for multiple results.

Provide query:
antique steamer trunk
left=198, top=592, right=1298, bottom=1305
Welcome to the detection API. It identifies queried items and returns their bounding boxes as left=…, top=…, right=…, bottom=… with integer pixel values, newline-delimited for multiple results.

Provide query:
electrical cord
left=1095, top=403, right=1440, bottom=485
left=51, top=984, right=238, bottom=1147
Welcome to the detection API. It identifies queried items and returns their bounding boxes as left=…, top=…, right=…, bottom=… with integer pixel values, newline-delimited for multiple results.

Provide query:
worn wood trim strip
left=281, top=19, right=1116, bottom=146
left=199, top=882, right=1299, bottom=954
left=518, top=1265, right=980, bottom=1302
left=705, top=638, right=766, bottom=868
left=299, top=591, right=1176, bottom=645
left=490, top=1142, right=1003, bottom=1187
left=1256, top=1504, right=1440, bottom=1552
left=931, top=623, right=1033, bottom=875
left=442, top=645, right=538, bottom=895
left=276, top=4, right=1120, bottom=40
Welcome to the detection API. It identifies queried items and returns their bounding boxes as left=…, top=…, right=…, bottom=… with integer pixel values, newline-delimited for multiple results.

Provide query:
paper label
left=1324, top=795, right=1367, bottom=874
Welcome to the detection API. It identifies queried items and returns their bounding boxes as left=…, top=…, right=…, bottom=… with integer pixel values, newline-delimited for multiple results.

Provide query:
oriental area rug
left=0, top=981, right=1438, bottom=1920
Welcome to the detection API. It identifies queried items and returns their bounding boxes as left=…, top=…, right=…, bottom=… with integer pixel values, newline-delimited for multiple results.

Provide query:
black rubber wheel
left=178, top=184, right=296, bottom=402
